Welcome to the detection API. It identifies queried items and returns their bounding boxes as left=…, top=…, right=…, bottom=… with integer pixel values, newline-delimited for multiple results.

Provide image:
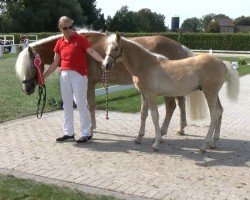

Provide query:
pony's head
left=15, top=46, right=39, bottom=95
left=102, top=32, right=122, bottom=71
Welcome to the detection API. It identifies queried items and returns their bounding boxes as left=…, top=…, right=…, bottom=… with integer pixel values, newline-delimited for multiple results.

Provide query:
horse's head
left=102, top=32, right=122, bottom=71
left=15, top=46, right=39, bottom=95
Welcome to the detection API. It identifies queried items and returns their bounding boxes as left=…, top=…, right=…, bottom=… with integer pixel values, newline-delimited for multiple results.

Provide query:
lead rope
left=102, top=70, right=110, bottom=119
left=34, top=54, right=46, bottom=119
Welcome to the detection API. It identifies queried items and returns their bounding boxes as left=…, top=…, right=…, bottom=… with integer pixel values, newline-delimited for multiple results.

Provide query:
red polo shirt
left=54, top=32, right=92, bottom=76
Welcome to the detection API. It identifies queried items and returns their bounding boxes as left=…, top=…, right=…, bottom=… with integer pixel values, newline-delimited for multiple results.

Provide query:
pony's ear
left=116, top=32, right=121, bottom=40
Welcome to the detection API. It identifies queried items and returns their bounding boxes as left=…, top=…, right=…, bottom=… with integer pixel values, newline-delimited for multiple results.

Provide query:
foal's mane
left=107, top=34, right=168, bottom=60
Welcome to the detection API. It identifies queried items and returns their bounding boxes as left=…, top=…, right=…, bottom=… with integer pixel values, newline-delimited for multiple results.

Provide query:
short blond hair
left=58, top=16, right=74, bottom=28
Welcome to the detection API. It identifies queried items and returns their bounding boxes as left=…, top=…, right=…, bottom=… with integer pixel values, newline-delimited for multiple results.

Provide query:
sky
left=95, top=0, right=250, bottom=28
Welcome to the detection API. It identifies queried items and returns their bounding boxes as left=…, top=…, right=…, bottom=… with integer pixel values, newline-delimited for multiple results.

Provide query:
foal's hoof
left=151, top=144, right=159, bottom=152
left=176, top=130, right=185, bottom=135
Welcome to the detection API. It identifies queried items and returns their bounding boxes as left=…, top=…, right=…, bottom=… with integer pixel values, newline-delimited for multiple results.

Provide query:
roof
left=213, top=17, right=235, bottom=27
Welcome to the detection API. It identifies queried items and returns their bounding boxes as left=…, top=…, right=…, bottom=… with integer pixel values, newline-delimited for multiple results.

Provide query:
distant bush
left=238, top=58, right=247, bottom=65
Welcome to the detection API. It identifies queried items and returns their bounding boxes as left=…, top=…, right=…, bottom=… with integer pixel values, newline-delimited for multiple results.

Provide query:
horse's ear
left=116, top=32, right=121, bottom=40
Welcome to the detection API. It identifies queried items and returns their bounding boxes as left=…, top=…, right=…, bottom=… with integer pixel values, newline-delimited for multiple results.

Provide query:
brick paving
left=0, top=75, right=249, bottom=200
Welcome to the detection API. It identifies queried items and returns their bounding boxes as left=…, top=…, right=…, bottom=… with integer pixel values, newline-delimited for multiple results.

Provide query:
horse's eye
left=114, top=47, right=118, bottom=51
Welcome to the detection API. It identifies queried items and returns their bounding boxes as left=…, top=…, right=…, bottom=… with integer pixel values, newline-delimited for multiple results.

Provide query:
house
left=212, top=17, right=235, bottom=33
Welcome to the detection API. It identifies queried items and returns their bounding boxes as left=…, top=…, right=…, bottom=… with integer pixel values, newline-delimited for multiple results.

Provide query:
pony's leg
left=210, top=97, right=223, bottom=149
left=176, top=96, right=187, bottom=135
left=147, top=96, right=161, bottom=151
left=87, top=82, right=96, bottom=135
left=200, top=92, right=220, bottom=153
left=135, top=95, right=149, bottom=144
left=160, top=97, right=176, bottom=136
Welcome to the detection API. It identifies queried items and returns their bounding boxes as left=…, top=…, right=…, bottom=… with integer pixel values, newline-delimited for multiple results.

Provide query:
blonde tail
left=223, top=61, right=240, bottom=102
left=187, top=90, right=208, bottom=120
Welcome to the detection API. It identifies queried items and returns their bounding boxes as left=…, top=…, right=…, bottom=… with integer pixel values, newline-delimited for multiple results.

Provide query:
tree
left=136, top=8, right=166, bottom=32
left=78, top=0, right=106, bottom=30
left=106, top=6, right=167, bottom=32
left=0, top=0, right=85, bottom=32
left=106, top=6, right=137, bottom=32
left=181, top=17, right=202, bottom=32
left=234, top=16, right=250, bottom=26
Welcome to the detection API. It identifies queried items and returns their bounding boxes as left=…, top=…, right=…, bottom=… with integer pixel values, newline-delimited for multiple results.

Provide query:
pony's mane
left=15, top=48, right=32, bottom=80
left=107, top=34, right=168, bottom=60
left=29, top=28, right=105, bottom=47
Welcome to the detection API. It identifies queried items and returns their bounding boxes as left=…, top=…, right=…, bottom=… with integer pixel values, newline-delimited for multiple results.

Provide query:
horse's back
left=132, top=35, right=188, bottom=60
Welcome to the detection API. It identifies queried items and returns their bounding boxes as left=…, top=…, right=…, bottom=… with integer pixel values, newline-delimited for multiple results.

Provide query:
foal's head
left=102, top=32, right=122, bottom=71
left=15, top=46, right=38, bottom=95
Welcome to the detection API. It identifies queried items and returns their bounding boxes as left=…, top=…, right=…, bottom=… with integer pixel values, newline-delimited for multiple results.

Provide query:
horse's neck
left=121, top=39, right=156, bottom=75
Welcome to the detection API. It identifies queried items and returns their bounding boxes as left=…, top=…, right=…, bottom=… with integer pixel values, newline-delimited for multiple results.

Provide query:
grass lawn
left=0, top=174, right=116, bottom=200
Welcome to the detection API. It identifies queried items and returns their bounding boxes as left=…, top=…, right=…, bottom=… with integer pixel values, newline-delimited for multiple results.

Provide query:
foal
left=102, top=33, right=239, bottom=152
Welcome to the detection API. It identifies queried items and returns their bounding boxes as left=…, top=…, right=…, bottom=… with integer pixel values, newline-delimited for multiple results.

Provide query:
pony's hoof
left=176, top=130, right=185, bottom=135
left=135, top=138, right=141, bottom=144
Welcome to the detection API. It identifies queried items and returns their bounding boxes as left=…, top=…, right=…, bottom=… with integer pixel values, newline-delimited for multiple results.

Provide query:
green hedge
left=4, top=32, right=250, bottom=51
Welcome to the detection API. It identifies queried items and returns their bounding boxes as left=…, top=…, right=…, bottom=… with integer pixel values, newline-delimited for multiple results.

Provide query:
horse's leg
left=135, top=95, right=149, bottom=144
left=160, top=97, right=176, bottom=136
left=200, top=92, right=220, bottom=153
left=176, top=96, right=187, bottom=135
left=210, top=97, right=223, bottom=149
left=87, top=81, right=96, bottom=135
left=147, top=96, right=161, bottom=151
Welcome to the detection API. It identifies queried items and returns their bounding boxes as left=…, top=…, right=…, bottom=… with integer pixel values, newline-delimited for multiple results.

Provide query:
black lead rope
left=36, top=85, right=46, bottom=118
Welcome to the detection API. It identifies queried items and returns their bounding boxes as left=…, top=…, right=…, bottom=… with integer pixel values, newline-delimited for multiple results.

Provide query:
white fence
left=0, top=34, right=38, bottom=58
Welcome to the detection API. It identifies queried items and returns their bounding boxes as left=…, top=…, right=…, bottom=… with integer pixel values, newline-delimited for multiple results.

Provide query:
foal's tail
left=223, top=61, right=240, bottom=102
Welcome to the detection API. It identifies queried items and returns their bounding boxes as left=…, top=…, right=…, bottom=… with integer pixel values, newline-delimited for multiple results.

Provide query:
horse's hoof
left=135, top=139, right=141, bottom=144
left=176, top=130, right=185, bottom=135
left=209, top=144, right=216, bottom=149
left=161, top=132, right=167, bottom=136
left=151, top=145, right=159, bottom=152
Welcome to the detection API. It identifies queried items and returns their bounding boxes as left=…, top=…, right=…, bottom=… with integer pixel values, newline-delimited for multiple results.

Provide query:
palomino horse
left=102, top=33, right=240, bottom=152
left=15, top=30, right=193, bottom=135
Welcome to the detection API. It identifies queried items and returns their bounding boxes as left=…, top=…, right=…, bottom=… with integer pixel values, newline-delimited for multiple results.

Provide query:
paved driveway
left=0, top=75, right=249, bottom=200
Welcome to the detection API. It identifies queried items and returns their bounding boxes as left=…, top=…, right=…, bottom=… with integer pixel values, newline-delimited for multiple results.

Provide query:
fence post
left=0, top=45, right=3, bottom=58
left=11, top=44, right=16, bottom=54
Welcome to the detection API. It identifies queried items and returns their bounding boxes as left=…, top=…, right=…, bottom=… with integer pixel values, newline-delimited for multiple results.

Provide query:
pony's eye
left=114, top=47, right=118, bottom=51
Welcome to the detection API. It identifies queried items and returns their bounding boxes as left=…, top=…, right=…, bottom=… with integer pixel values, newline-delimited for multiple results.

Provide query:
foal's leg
left=147, top=96, right=162, bottom=151
left=200, top=92, right=220, bottom=153
left=87, top=82, right=96, bottom=135
left=135, top=95, right=149, bottom=144
left=210, top=97, right=223, bottom=149
left=176, top=96, right=187, bottom=135
left=160, top=97, right=176, bottom=135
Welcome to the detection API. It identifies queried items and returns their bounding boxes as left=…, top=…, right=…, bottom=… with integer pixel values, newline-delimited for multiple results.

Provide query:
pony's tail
left=187, top=90, right=208, bottom=120
left=181, top=45, right=194, bottom=57
left=223, top=61, right=240, bottom=102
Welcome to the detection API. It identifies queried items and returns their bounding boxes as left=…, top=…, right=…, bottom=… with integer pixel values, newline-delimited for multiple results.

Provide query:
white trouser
left=60, top=70, right=91, bottom=137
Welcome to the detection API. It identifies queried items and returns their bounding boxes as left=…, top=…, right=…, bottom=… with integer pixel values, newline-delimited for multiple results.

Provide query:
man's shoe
left=56, top=135, right=75, bottom=142
left=76, top=136, right=92, bottom=144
